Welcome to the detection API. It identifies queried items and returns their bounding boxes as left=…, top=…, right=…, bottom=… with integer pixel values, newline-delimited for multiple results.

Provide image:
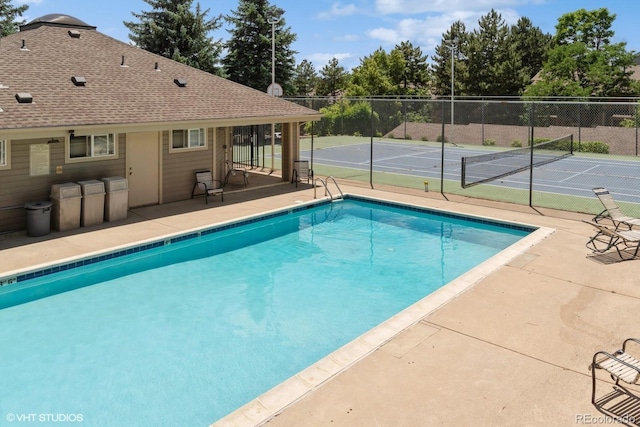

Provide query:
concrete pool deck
left=1, top=180, right=639, bottom=426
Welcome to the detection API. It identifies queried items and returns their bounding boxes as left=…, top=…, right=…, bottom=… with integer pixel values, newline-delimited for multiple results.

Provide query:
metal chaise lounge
left=224, top=160, right=249, bottom=187
left=590, top=338, right=640, bottom=404
left=584, top=220, right=640, bottom=260
left=191, top=169, right=224, bottom=204
left=592, top=187, right=640, bottom=230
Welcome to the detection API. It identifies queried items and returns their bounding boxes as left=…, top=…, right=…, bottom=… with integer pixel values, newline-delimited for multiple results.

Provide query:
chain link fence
left=287, top=97, right=640, bottom=218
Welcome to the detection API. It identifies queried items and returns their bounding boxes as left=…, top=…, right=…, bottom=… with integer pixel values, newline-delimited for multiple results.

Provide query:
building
left=0, top=14, right=322, bottom=232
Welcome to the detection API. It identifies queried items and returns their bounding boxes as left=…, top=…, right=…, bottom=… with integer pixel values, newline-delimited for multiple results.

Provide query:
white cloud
left=367, top=8, right=521, bottom=48
left=374, top=0, right=533, bottom=15
left=317, top=3, right=359, bottom=20
left=307, top=52, right=353, bottom=66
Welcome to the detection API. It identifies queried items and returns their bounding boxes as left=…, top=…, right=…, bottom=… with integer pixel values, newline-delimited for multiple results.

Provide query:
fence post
left=529, top=102, right=535, bottom=207
left=370, top=98, right=374, bottom=189
left=441, top=100, right=445, bottom=194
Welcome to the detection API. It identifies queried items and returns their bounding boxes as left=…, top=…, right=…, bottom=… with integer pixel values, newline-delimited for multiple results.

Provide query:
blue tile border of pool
left=3, top=194, right=535, bottom=286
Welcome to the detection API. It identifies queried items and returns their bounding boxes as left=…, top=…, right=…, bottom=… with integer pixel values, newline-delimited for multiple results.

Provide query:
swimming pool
left=0, top=196, right=538, bottom=426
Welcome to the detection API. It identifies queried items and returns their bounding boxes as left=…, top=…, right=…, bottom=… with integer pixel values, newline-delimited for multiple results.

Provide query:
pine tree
left=124, top=0, right=223, bottom=74
left=393, top=41, right=430, bottom=96
left=223, top=0, right=297, bottom=94
left=292, top=60, right=317, bottom=96
left=316, top=58, right=348, bottom=97
left=0, top=0, right=28, bottom=37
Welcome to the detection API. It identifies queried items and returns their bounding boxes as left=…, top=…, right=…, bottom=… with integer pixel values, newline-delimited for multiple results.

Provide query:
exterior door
left=126, top=131, right=160, bottom=207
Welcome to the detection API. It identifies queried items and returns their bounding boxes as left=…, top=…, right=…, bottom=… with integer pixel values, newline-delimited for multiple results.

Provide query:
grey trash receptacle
left=50, top=183, right=82, bottom=231
left=101, top=177, right=129, bottom=222
left=77, top=180, right=106, bottom=227
left=25, top=201, right=52, bottom=237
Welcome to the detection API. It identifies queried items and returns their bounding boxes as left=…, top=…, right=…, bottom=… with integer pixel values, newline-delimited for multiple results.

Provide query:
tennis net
left=461, top=134, right=573, bottom=188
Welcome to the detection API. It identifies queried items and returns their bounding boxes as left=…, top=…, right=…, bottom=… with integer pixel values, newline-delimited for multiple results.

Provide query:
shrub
left=511, top=140, right=522, bottom=147
left=405, top=134, right=412, bottom=140
left=421, top=136, right=429, bottom=142
left=619, top=118, right=636, bottom=128
left=436, top=135, right=448, bottom=142
left=579, top=141, right=609, bottom=154
left=388, top=133, right=395, bottom=139
left=483, top=139, right=496, bottom=146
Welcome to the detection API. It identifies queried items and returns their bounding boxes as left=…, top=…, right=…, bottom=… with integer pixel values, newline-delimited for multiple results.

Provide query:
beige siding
left=0, top=135, right=126, bottom=232
left=161, top=129, right=214, bottom=204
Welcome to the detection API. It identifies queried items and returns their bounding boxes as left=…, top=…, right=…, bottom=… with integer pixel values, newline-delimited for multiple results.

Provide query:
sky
left=12, top=0, right=640, bottom=71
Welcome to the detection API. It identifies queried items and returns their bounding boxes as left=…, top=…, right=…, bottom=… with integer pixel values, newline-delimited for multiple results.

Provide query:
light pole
left=268, top=17, right=281, bottom=172
left=445, top=40, right=455, bottom=145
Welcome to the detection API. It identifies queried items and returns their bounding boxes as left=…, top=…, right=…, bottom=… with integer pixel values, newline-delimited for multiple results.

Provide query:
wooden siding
left=161, top=129, right=215, bottom=204
left=0, top=135, right=126, bottom=232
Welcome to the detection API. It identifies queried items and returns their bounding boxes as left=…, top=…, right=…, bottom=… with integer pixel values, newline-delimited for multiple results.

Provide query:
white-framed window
left=0, top=139, right=9, bottom=169
left=170, top=128, right=206, bottom=151
left=68, top=133, right=116, bottom=161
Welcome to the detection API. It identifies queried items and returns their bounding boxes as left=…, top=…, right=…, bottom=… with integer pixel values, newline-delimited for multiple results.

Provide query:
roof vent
left=120, top=55, right=128, bottom=68
left=155, top=62, right=160, bottom=71
left=16, top=93, right=33, bottom=103
left=68, top=29, right=81, bottom=38
left=71, top=76, right=87, bottom=86
left=174, top=78, right=187, bottom=87
left=20, top=39, right=29, bottom=51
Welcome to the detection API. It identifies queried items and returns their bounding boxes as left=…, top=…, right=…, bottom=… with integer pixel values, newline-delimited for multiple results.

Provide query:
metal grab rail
left=314, top=176, right=344, bottom=201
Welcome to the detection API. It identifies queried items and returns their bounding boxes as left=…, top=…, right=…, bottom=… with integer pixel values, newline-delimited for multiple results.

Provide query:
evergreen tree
left=292, top=59, right=317, bottom=96
left=431, top=21, right=468, bottom=97
left=316, top=57, right=349, bottom=97
left=392, top=41, right=430, bottom=96
left=0, top=0, right=28, bottom=37
left=124, top=0, right=223, bottom=74
left=508, top=17, right=552, bottom=82
left=223, top=1, right=297, bottom=94
left=465, top=9, right=516, bottom=96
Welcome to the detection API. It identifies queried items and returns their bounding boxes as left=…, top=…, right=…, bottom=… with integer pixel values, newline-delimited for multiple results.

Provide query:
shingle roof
left=0, top=16, right=321, bottom=131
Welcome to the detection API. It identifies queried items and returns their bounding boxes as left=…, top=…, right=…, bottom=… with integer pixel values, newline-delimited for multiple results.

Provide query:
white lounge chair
left=191, top=169, right=224, bottom=204
left=592, top=187, right=640, bottom=230
left=590, top=338, right=640, bottom=404
left=292, top=160, right=312, bottom=187
left=584, top=220, right=640, bottom=260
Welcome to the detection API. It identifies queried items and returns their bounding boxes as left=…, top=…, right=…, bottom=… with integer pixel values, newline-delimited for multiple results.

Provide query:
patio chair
left=583, top=220, right=640, bottom=260
left=292, top=160, right=313, bottom=187
left=590, top=338, right=640, bottom=404
left=191, top=169, right=224, bottom=204
left=592, top=187, right=640, bottom=230
left=224, top=160, right=249, bottom=187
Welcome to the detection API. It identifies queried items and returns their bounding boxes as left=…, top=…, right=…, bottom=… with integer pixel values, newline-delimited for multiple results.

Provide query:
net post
left=570, top=134, right=574, bottom=155
left=461, top=158, right=466, bottom=188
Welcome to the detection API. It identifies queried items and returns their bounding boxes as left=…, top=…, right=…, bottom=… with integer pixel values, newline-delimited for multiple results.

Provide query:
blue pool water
left=0, top=198, right=531, bottom=426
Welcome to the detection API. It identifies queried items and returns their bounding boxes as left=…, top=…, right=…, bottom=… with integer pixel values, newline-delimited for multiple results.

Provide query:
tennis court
left=300, top=138, right=640, bottom=205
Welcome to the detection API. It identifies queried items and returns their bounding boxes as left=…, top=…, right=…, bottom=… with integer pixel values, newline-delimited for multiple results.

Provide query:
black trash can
left=25, top=201, right=52, bottom=237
